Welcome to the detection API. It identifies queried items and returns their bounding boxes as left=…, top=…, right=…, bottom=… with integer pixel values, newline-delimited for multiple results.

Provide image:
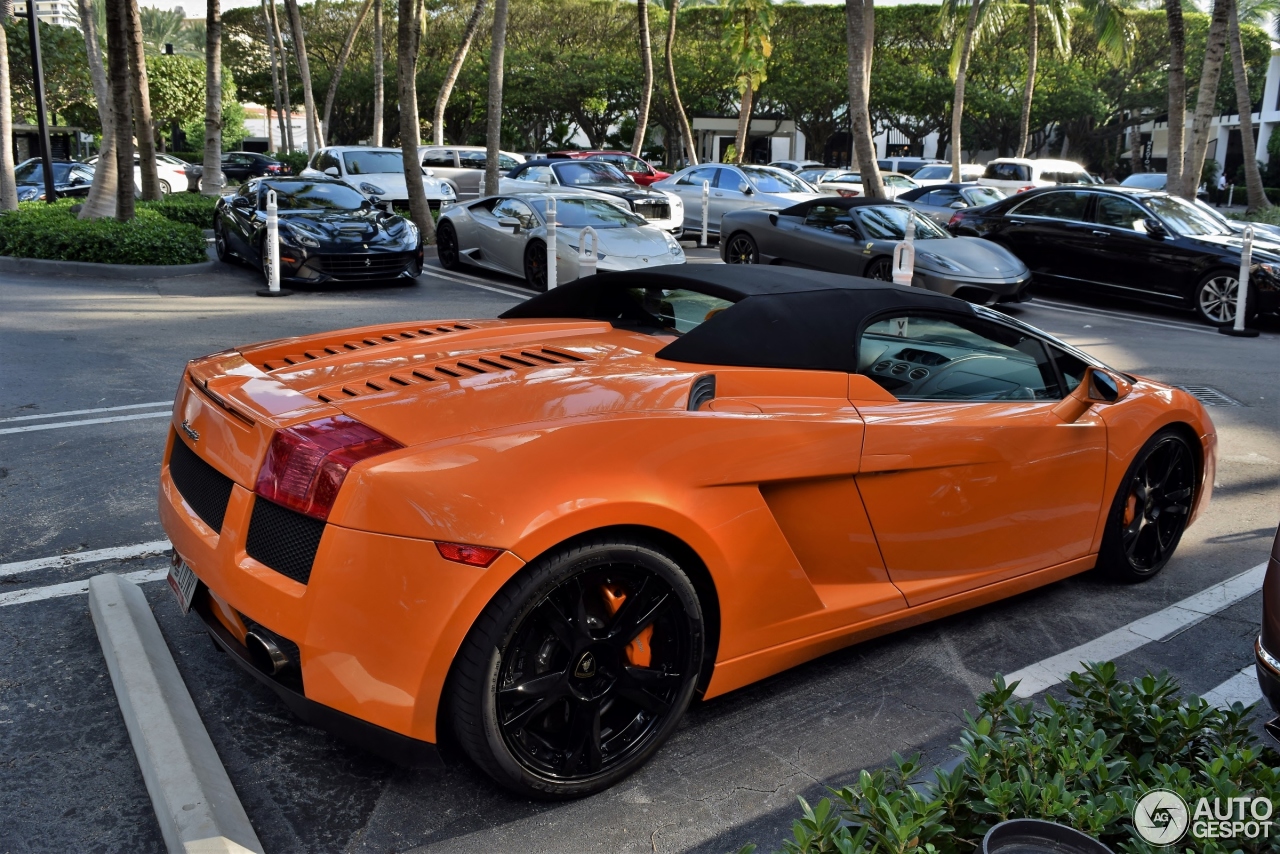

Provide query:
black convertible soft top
left=776, top=196, right=909, bottom=218
left=499, top=266, right=976, bottom=374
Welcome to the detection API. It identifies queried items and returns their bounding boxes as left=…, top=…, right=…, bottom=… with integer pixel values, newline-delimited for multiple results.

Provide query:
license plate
left=167, top=559, right=199, bottom=614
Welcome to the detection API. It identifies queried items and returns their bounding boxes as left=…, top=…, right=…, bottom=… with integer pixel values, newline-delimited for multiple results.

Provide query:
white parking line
left=1008, top=562, right=1268, bottom=697
left=1200, top=665, right=1262, bottom=708
left=0, top=401, right=170, bottom=423
left=1027, top=300, right=1219, bottom=335
left=418, top=266, right=531, bottom=299
left=0, top=567, right=167, bottom=607
left=0, top=411, right=171, bottom=436
left=0, top=540, right=171, bottom=579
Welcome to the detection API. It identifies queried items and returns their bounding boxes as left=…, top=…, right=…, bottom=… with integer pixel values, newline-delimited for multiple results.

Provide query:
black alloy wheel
left=524, top=240, right=549, bottom=292
left=865, top=256, right=894, bottom=282
left=213, top=215, right=230, bottom=262
left=437, top=220, right=462, bottom=271
left=1098, top=429, right=1196, bottom=582
left=449, top=537, right=704, bottom=799
left=725, top=232, right=759, bottom=264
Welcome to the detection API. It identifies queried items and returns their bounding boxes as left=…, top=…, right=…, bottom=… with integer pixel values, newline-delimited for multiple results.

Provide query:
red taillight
left=1016, top=185, right=1035, bottom=193
left=255, top=415, right=402, bottom=520
left=266, top=164, right=284, bottom=173
left=836, top=189, right=860, bottom=198
left=949, top=212, right=964, bottom=227
left=436, top=542, right=502, bottom=567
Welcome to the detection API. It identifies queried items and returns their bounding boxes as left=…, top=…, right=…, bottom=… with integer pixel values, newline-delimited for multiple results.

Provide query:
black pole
left=25, top=0, right=55, bottom=203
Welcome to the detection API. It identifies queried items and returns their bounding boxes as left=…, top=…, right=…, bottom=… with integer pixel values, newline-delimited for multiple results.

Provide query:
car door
left=477, top=197, right=536, bottom=275
left=1086, top=194, right=1192, bottom=301
left=710, top=167, right=753, bottom=231
left=914, top=188, right=960, bottom=224
left=851, top=310, right=1108, bottom=606
left=224, top=183, right=260, bottom=257
left=781, top=203, right=862, bottom=272
left=670, top=166, right=721, bottom=230
left=997, top=190, right=1094, bottom=283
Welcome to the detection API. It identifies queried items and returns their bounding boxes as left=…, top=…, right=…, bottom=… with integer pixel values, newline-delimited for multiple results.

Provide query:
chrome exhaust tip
left=1265, top=717, right=1280, bottom=744
left=244, top=630, right=291, bottom=676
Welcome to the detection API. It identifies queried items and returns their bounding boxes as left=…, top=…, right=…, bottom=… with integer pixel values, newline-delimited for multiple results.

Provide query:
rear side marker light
left=436, top=542, right=502, bottom=567
left=255, top=415, right=402, bottom=521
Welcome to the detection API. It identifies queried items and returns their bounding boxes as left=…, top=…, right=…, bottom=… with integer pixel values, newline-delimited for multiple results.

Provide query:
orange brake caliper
left=1124, top=492, right=1138, bottom=526
left=601, top=584, right=653, bottom=667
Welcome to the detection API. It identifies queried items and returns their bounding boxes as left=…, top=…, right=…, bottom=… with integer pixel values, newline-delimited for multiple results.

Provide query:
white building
left=31, top=0, right=76, bottom=26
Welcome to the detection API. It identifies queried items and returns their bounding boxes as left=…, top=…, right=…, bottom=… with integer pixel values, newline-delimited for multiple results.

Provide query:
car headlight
left=279, top=224, right=320, bottom=248
left=440, top=184, right=454, bottom=196
left=359, top=182, right=386, bottom=196
left=1258, top=262, right=1280, bottom=278
left=17, top=187, right=40, bottom=202
left=663, top=233, right=683, bottom=256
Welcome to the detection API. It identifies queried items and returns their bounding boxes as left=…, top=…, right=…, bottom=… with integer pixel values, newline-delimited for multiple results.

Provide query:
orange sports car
left=158, top=267, right=1215, bottom=798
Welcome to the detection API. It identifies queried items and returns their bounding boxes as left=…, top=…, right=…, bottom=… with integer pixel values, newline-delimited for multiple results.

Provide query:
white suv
left=978, top=158, right=1093, bottom=194
left=299, top=146, right=454, bottom=211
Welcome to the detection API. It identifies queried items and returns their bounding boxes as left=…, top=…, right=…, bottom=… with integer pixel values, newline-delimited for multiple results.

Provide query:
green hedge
left=270, top=151, right=310, bottom=175
left=0, top=203, right=208, bottom=265
left=749, top=663, right=1277, bottom=854
left=139, top=194, right=218, bottom=229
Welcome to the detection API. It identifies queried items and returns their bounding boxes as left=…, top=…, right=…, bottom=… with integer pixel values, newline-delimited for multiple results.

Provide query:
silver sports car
left=719, top=198, right=1031, bottom=305
left=436, top=190, right=686, bottom=290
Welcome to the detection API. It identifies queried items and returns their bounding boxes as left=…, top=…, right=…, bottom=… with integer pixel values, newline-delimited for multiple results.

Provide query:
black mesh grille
left=245, top=497, right=326, bottom=585
left=168, top=434, right=234, bottom=533
left=318, top=252, right=413, bottom=279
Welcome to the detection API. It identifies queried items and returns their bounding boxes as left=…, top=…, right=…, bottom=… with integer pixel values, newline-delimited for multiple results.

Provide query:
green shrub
left=1233, top=205, right=1280, bottom=227
left=0, top=204, right=208, bottom=265
left=139, top=194, right=218, bottom=229
left=748, top=663, right=1278, bottom=854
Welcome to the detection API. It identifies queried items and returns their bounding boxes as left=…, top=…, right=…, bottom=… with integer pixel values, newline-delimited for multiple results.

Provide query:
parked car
left=948, top=185, right=1280, bottom=326
left=876, top=157, right=946, bottom=177
left=796, top=167, right=841, bottom=185
left=221, top=151, right=292, bottom=182
left=720, top=198, right=1030, bottom=304
left=160, top=264, right=1213, bottom=797
left=912, top=163, right=985, bottom=187
left=437, top=190, right=685, bottom=289
left=502, top=158, right=683, bottom=236
left=815, top=170, right=920, bottom=200
left=1121, top=173, right=1210, bottom=202
left=418, top=145, right=526, bottom=201
left=85, top=152, right=188, bottom=194
left=549, top=150, right=671, bottom=186
left=653, top=163, right=820, bottom=238
left=1255, top=526, right=1280, bottom=725
left=14, top=159, right=94, bottom=202
left=300, top=146, right=454, bottom=211
left=898, top=183, right=1006, bottom=225
left=767, top=159, right=826, bottom=173
left=978, top=158, right=1093, bottom=193
left=213, top=177, right=422, bottom=284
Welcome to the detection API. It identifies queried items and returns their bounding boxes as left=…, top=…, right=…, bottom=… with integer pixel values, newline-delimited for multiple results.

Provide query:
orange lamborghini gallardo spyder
left=159, top=267, right=1215, bottom=798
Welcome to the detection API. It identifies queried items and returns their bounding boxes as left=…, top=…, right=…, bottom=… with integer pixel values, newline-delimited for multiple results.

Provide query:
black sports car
left=15, top=159, right=95, bottom=202
left=949, top=185, right=1280, bottom=326
left=502, top=158, right=683, bottom=235
left=214, top=177, right=423, bottom=284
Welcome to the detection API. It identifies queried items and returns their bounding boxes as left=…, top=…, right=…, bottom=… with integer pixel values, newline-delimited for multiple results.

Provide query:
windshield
left=853, top=206, right=950, bottom=240
left=531, top=197, right=645, bottom=228
left=963, top=186, right=1005, bottom=205
left=266, top=182, right=366, bottom=211
left=740, top=166, right=810, bottom=194
left=16, top=162, right=74, bottom=183
left=1143, top=194, right=1230, bottom=236
left=1121, top=174, right=1166, bottom=190
left=827, top=174, right=863, bottom=185
left=553, top=161, right=635, bottom=187
left=912, top=166, right=952, bottom=181
left=342, top=151, right=404, bottom=175
left=623, top=288, right=735, bottom=334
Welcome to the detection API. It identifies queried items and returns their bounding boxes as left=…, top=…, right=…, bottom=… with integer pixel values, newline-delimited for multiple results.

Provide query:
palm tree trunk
left=949, top=0, right=980, bottom=183
left=372, top=0, right=384, bottom=146
left=106, top=0, right=135, bottom=220
left=433, top=0, right=486, bottom=146
left=1183, top=0, right=1228, bottom=199
left=268, top=0, right=294, bottom=152
left=483, top=0, right=509, bottom=193
left=632, top=0, right=653, bottom=158
left=322, top=0, right=374, bottom=141
left=1227, top=0, right=1267, bottom=212
left=846, top=0, right=883, bottom=197
left=733, top=85, right=752, bottom=164
left=75, top=0, right=116, bottom=218
left=125, top=0, right=160, bottom=199
left=398, top=0, right=435, bottom=239
left=664, top=0, right=697, bottom=166
left=0, top=5, right=18, bottom=211
left=283, top=0, right=321, bottom=151
left=1164, top=0, right=1186, bottom=197
left=261, top=0, right=287, bottom=152
left=1016, top=0, right=1037, bottom=159
left=202, top=0, right=222, bottom=197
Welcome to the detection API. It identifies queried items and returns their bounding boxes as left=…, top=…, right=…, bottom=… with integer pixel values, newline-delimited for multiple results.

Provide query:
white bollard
left=1228, top=184, right=1235, bottom=208
left=700, top=180, right=709, bottom=248
left=546, top=195, right=558, bottom=290
left=478, top=174, right=486, bottom=198
left=256, top=188, right=292, bottom=297
left=1221, top=224, right=1260, bottom=337
left=891, top=216, right=916, bottom=286
left=578, top=226, right=599, bottom=279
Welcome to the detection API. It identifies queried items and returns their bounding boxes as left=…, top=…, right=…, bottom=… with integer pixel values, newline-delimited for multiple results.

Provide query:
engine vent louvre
left=688, top=374, right=717, bottom=411
left=260, top=323, right=476, bottom=371
left=312, top=347, right=590, bottom=401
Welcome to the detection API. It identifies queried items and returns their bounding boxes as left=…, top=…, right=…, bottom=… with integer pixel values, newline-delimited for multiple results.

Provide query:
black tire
left=213, top=214, right=231, bottom=263
left=524, top=240, right=549, bottom=291
left=1194, top=270, right=1245, bottom=327
left=724, top=232, right=759, bottom=264
left=1097, top=428, right=1197, bottom=582
left=448, top=536, right=704, bottom=799
left=437, top=220, right=462, bottom=271
left=864, top=256, right=894, bottom=282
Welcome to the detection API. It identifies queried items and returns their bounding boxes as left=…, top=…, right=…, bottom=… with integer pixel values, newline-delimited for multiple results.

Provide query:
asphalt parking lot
left=2, top=249, right=1279, bottom=853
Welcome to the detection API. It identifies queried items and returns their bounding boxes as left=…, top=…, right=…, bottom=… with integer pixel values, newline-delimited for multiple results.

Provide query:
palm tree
left=372, top=0, right=384, bottom=146
left=722, top=0, right=774, bottom=165
left=260, top=0, right=288, bottom=152
left=283, top=0, right=321, bottom=151
left=1227, top=0, right=1268, bottom=211
left=845, top=0, right=882, bottom=198
left=632, top=0, right=653, bottom=158
left=397, top=0, right=435, bottom=239
left=125, top=0, right=161, bottom=199
left=1183, top=0, right=1229, bottom=199
left=1163, top=0, right=1186, bottom=197
left=663, top=0, right=698, bottom=166
left=268, top=0, right=295, bottom=153
left=105, top=0, right=135, bottom=219
left=202, top=0, right=222, bottom=197
left=321, top=0, right=374, bottom=141
left=137, top=7, right=185, bottom=54
left=76, top=0, right=116, bottom=218
left=940, top=0, right=1002, bottom=182
left=433, top=0, right=487, bottom=146
left=0, top=0, right=17, bottom=211
left=483, top=0, right=510, bottom=193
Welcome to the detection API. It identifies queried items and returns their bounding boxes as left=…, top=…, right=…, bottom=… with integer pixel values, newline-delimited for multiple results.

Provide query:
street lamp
left=15, top=0, right=55, bottom=203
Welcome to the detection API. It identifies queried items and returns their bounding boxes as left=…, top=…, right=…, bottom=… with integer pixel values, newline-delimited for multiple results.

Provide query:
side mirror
left=1143, top=218, right=1167, bottom=239
left=1052, top=366, right=1132, bottom=422
left=536, top=174, right=554, bottom=185
left=949, top=200, right=968, bottom=209
left=738, top=182, right=753, bottom=195
left=323, top=166, right=339, bottom=178
left=497, top=216, right=521, bottom=232
left=832, top=224, right=857, bottom=237
left=231, top=195, right=253, bottom=209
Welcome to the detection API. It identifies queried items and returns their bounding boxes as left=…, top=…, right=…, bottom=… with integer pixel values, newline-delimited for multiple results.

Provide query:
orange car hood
left=201, top=319, right=702, bottom=448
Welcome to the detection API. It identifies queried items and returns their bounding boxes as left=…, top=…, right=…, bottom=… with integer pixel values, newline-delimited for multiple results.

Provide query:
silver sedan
left=652, top=164, right=821, bottom=240
left=898, top=183, right=1006, bottom=225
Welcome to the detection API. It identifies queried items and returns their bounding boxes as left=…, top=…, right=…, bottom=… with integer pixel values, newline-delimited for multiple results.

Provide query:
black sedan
left=949, top=186, right=1280, bottom=326
left=501, top=158, right=682, bottom=234
left=221, top=151, right=291, bottom=182
left=15, top=159, right=94, bottom=202
left=1255, top=526, right=1280, bottom=726
left=214, top=177, right=423, bottom=284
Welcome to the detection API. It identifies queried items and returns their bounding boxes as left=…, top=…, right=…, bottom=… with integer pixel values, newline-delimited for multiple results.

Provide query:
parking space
left=2, top=261, right=1278, bottom=853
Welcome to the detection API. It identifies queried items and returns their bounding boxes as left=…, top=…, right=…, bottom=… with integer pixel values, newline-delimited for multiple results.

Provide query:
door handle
left=1091, top=230, right=1109, bottom=237
left=1007, top=220, right=1025, bottom=226
left=713, top=192, right=724, bottom=197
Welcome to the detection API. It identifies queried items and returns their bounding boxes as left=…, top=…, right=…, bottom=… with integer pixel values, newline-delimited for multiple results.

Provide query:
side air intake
left=688, top=375, right=716, bottom=411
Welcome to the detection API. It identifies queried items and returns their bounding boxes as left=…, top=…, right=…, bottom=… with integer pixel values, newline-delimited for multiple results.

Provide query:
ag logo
left=574, top=652, right=596, bottom=679
left=1134, top=789, right=1189, bottom=845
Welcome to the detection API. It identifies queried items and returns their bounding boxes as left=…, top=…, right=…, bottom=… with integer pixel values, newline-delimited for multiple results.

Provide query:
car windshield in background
left=267, top=182, right=367, bottom=211
left=553, top=161, right=634, bottom=187
left=1142, top=194, right=1231, bottom=237
left=16, top=162, right=74, bottom=183
left=797, top=169, right=835, bottom=184
left=342, top=151, right=405, bottom=175
left=1121, top=174, right=1166, bottom=190
left=854, top=206, right=949, bottom=240
left=531, top=197, right=645, bottom=228
left=740, top=166, right=810, bottom=194
left=624, top=288, right=735, bottom=335
left=827, top=174, right=863, bottom=185
left=1043, top=171, right=1092, bottom=185
left=983, top=163, right=1031, bottom=182
left=963, top=187, right=1005, bottom=205
left=912, top=166, right=952, bottom=181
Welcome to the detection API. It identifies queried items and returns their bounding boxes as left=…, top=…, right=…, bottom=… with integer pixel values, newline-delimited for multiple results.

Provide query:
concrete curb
left=0, top=254, right=221, bottom=280
left=89, top=574, right=265, bottom=854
